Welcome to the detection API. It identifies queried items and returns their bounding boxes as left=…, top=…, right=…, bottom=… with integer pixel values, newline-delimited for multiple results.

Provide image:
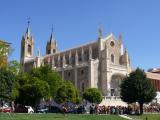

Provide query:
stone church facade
left=20, top=24, right=131, bottom=98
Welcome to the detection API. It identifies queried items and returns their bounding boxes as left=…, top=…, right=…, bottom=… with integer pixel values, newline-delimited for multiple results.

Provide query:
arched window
left=28, top=45, right=32, bottom=55
left=53, top=49, right=56, bottom=53
left=110, top=41, right=115, bottom=47
left=68, top=72, right=71, bottom=77
left=111, top=54, right=114, bottom=63
left=47, top=50, right=50, bottom=54
left=81, top=70, right=84, bottom=75
left=82, top=82, right=85, bottom=92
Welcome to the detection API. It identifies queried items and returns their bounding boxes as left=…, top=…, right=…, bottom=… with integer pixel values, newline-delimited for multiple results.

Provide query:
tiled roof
left=146, top=72, right=160, bottom=80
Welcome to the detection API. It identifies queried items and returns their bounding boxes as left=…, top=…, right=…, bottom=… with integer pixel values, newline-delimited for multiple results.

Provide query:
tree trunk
left=139, top=103, right=143, bottom=115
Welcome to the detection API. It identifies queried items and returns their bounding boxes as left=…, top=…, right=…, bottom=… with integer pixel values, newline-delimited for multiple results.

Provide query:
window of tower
left=110, top=41, right=115, bottom=47
left=111, top=54, right=114, bottom=63
left=28, top=45, right=32, bottom=55
left=53, top=49, right=56, bottom=53
left=48, top=50, right=50, bottom=54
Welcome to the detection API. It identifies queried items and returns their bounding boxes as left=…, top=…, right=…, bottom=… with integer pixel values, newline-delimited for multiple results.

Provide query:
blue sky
left=0, top=0, right=160, bottom=70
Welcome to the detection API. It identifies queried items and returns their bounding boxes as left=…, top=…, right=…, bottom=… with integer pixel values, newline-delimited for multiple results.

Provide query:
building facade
left=20, top=24, right=131, bottom=97
left=146, top=69, right=160, bottom=104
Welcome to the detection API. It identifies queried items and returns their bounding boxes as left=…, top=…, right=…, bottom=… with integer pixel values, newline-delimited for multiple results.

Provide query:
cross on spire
left=27, top=17, right=31, bottom=28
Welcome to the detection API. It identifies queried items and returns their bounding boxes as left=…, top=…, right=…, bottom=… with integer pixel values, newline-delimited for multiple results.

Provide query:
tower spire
left=26, top=17, right=31, bottom=37
left=51, top=24, right=53, bottom=33
left=46, top=25, right=58, bottom=54
left=50, top=25, right=55, bottom=42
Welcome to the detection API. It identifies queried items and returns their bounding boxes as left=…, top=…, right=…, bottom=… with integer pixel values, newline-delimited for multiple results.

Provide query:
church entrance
left=110, top=74, right=125, bottom=97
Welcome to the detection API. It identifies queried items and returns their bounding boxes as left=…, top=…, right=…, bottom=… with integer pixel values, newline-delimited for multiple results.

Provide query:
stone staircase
left=99, top=96, right=128, bottom=106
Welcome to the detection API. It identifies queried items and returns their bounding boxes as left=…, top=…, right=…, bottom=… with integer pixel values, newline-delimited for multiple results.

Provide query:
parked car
left=48, top=106, right=62, bottom=113
left=25, top=106, right=34, bottom=113
left=0, top=104, right=12, bottom=113
left=14, top=105, right=34, bottom=113
left=0, top=106, right=11, bottom=113
left=14, top=105, right=28, bottom=113
left=67, top=107, right=75, bottom=113
left=37, top=107, right=49, bottom=113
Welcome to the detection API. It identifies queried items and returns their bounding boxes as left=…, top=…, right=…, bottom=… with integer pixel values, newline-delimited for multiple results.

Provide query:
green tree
left=16, top=72, right=50, bottom=107
left=30, top=65, right=63, bottom=98
left=16, top=65, right=63, bottom=107
left=83, top=88, right=102, bottom=104
left=0, top=68, right=15, bottom=100
left=120, top=68, right=156, bottom=115
left=8, top=60, right=20, bottom=75
left=55, top=81, right=80, bottom=104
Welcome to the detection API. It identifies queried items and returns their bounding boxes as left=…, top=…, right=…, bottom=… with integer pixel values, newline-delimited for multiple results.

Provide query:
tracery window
left=28, top=44, right=32, bottom=55
left=111, top=54, right=114, bottom=63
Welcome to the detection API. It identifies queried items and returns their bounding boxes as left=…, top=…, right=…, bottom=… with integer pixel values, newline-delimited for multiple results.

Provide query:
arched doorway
left=110, top=73, right=125, bottom=96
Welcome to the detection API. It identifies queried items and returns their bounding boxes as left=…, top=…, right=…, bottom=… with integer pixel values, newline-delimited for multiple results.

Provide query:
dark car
left=48, top=106, right=62, bottom=113
left=37, top=107, right=49, bottom=113
left=14, top=105, right=28, bottom=113
left=67, top=107, right=75, bottom=113
left=77, top=106, right=85, bottom=114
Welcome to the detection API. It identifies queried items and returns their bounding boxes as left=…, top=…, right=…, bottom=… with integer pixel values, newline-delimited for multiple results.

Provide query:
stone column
left=75, top=50, right=78, bottom=65
left=106, top=47, right=111, bottom=96
left=36, top=48, right=41, bottom=67
left=63, top=54, right=66, bottom=67
left=52, top=56, right=55, bottom=69
left=58, top=55, right=60, bottom=67
left=81, top=47, right=84, bottom=62
left=89, top=59, right=94, bottom=87
left=74, top=67, right=77, bottom=88
left=69, top=51, right=72, bottom=65
left=89, top=45, right=92, bottom=60
left=62, top=54, right=65, bottom=80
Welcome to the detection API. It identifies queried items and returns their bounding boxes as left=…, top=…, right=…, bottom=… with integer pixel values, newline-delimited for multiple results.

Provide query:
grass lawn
left=129, top=114, right=160, bottom=120
left=0, top=113, right=126, bottom=120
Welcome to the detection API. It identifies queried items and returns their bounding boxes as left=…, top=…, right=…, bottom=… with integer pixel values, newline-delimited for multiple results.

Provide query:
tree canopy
left=0, top=68, right=16, bottom=100
left=8, top=60, right=20, bottom=75
left=16, top=73, right=50, bottom=106
left=120, top=68, right=156, bottom=114
left=15, top=65, right=63, bottom=107
left=55, top=81, right=80, bottom=104
left=83, top=88, right=102, bottom=104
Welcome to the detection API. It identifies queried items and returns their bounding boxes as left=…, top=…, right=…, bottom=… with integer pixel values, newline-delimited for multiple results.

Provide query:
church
left=20, top=23, right=131, bottom=102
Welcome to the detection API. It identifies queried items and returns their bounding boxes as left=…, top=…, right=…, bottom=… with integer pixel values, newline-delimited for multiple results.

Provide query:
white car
left=25, top=106, right=34, bottom=113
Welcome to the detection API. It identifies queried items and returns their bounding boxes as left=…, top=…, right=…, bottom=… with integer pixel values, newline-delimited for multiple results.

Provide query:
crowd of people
left=90, top=105, right=133, bottom=114
left=89, top=105, right=160, bottom=115
left=144, top=106, right=160, bottom=113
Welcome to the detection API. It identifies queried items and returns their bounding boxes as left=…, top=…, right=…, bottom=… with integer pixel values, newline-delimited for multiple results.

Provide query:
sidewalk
left=119, top=114, right=133, bottom=120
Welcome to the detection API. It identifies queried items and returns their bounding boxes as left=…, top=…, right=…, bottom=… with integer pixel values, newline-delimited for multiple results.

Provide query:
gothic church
left=20, top=23, right=131, bottom=99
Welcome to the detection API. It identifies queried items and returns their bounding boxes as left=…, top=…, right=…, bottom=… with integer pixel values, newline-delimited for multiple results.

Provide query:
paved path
left=119, top=114, right=133, bottom=120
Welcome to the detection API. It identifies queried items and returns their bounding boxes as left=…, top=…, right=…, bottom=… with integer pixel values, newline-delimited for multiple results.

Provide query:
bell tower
left=20, top=20, right=34, bottom=66
left=46, top=27, right=58, bottom=55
